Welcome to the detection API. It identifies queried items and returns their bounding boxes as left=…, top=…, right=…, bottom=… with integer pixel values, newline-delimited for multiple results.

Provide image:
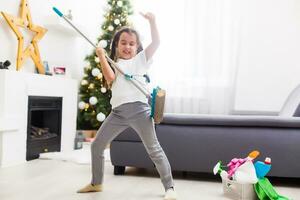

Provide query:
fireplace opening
left=26, top=96, right=62, bottom=161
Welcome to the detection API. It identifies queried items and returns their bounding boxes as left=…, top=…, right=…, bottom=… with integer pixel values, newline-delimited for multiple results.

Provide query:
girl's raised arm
left=96, top=47, right=115, bottom=85
left=140, top=12, right=160, bottom=61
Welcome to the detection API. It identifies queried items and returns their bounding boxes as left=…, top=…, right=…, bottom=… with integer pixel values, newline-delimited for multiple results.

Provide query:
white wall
left=0, top=0, right=105, bottom=79
left=2, top=0, right=300, bottom=113
left=130, top=0, right=300, bottom=114
left=233, top=0, right=300, bottom=113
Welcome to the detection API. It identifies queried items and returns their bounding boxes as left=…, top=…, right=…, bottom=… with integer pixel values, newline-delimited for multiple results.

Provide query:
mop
left=52, top=7, right=165, bottom=124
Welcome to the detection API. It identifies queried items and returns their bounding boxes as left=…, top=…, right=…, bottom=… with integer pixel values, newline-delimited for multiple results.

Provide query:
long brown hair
left=110, top=27, right=143, bottom=61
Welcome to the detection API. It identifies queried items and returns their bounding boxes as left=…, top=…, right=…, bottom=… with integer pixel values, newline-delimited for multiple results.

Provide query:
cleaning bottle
left=233, top=151, right=260, bottom=184
left=226, top=150, right=260, bottom=179
left=254, top=157, right=272, bottom=179
left=234, top=159, right=258, bottom=184
left=213, top=161, right=229, bottom=179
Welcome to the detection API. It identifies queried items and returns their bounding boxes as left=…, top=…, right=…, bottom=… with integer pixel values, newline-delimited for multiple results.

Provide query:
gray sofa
left=110, top=85, right=300, bottom=178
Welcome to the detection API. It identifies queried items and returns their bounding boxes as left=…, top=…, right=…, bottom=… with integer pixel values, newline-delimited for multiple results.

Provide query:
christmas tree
left=77, top=0, right=134, bottom=130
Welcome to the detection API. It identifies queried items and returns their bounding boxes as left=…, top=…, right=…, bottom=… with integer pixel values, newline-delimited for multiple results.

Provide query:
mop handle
left=52, top=7, right=150, bottom=98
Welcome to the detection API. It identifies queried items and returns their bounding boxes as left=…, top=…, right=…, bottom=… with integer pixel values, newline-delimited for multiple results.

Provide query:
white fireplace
left=0, top=70, right=78, bottom=167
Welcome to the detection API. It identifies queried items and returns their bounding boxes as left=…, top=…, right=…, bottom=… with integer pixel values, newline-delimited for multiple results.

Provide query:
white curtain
left=133, top=0, right=242, bottom=114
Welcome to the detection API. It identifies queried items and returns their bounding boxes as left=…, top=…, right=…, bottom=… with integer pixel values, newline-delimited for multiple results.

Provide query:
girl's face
left=117, top=32, right=138, bottom=60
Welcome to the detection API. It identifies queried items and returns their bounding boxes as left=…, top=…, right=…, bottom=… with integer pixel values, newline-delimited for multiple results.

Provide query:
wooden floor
left=0, top=159, right=299, bottom=200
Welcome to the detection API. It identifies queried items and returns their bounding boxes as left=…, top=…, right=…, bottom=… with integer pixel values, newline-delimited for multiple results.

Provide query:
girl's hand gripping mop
left=52, top=7, right=165, bottom=124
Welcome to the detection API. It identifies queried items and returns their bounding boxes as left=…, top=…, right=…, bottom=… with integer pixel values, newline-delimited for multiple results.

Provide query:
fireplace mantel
left=0, top=116, right=19, bottom=132
left=0, top=70, right=78, bottom=167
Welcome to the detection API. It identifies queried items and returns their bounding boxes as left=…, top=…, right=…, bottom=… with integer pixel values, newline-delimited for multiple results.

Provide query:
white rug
left=39, top=142, right=110, bottom=164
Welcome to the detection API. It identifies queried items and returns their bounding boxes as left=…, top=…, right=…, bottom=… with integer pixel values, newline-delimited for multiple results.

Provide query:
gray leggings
left=91, top=101, right=174, bottom=190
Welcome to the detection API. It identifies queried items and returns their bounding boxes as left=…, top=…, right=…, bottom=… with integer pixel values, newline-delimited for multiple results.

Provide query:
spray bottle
left=233, top=151, right=260, bottom=184
left=254, top=157, right=272, bottom=179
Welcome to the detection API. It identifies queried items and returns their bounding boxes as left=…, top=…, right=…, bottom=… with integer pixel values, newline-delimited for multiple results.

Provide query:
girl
left=77, top=12, right=177, bottom=200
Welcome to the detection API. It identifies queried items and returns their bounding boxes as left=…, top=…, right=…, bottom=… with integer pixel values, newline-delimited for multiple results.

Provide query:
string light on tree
left=88, top=83, right=95, bottom=89
left=108, top=25, right=114, bottom=31
left=97, top=73, right=103, bottom=79
left=114, top=19, right=120, bottom=25
left=81, top=80, right=88, bottom=85
left=94, top=57, right=100, bottom=63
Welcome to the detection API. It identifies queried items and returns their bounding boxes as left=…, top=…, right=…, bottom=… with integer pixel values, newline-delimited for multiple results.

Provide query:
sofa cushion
left=161, top=113, right=300, bottom=127
left=113, top=112, right=300, bottom=143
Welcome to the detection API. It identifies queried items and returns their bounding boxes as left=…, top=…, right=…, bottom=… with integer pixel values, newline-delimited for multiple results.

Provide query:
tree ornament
left=97, top=73, right=103, bottom=79
left=84, top=103, right=90, bottom=110
left=108, top=25, right=114, bottom=31
left=96, top=112, right=106, bottom=122
left=117, top=1, right=123, bottom=7
left=85, top=64, right=91, bottom=70
left=114, top=19, right=120, bottom=25
left=88, top=83, right=95, bottom=89
left=94, top=57, right=100, bottom=63
left=98, top=40, right=108, bottom=48
left=92, top=68, right=100, bottom=77
left=89, top=96, right=98, bottom=105
left=81, top=80, right=88, bottom=85
left=101, top=87, right=107, bottom=93
left=78, top=101, right=86, bottom=109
